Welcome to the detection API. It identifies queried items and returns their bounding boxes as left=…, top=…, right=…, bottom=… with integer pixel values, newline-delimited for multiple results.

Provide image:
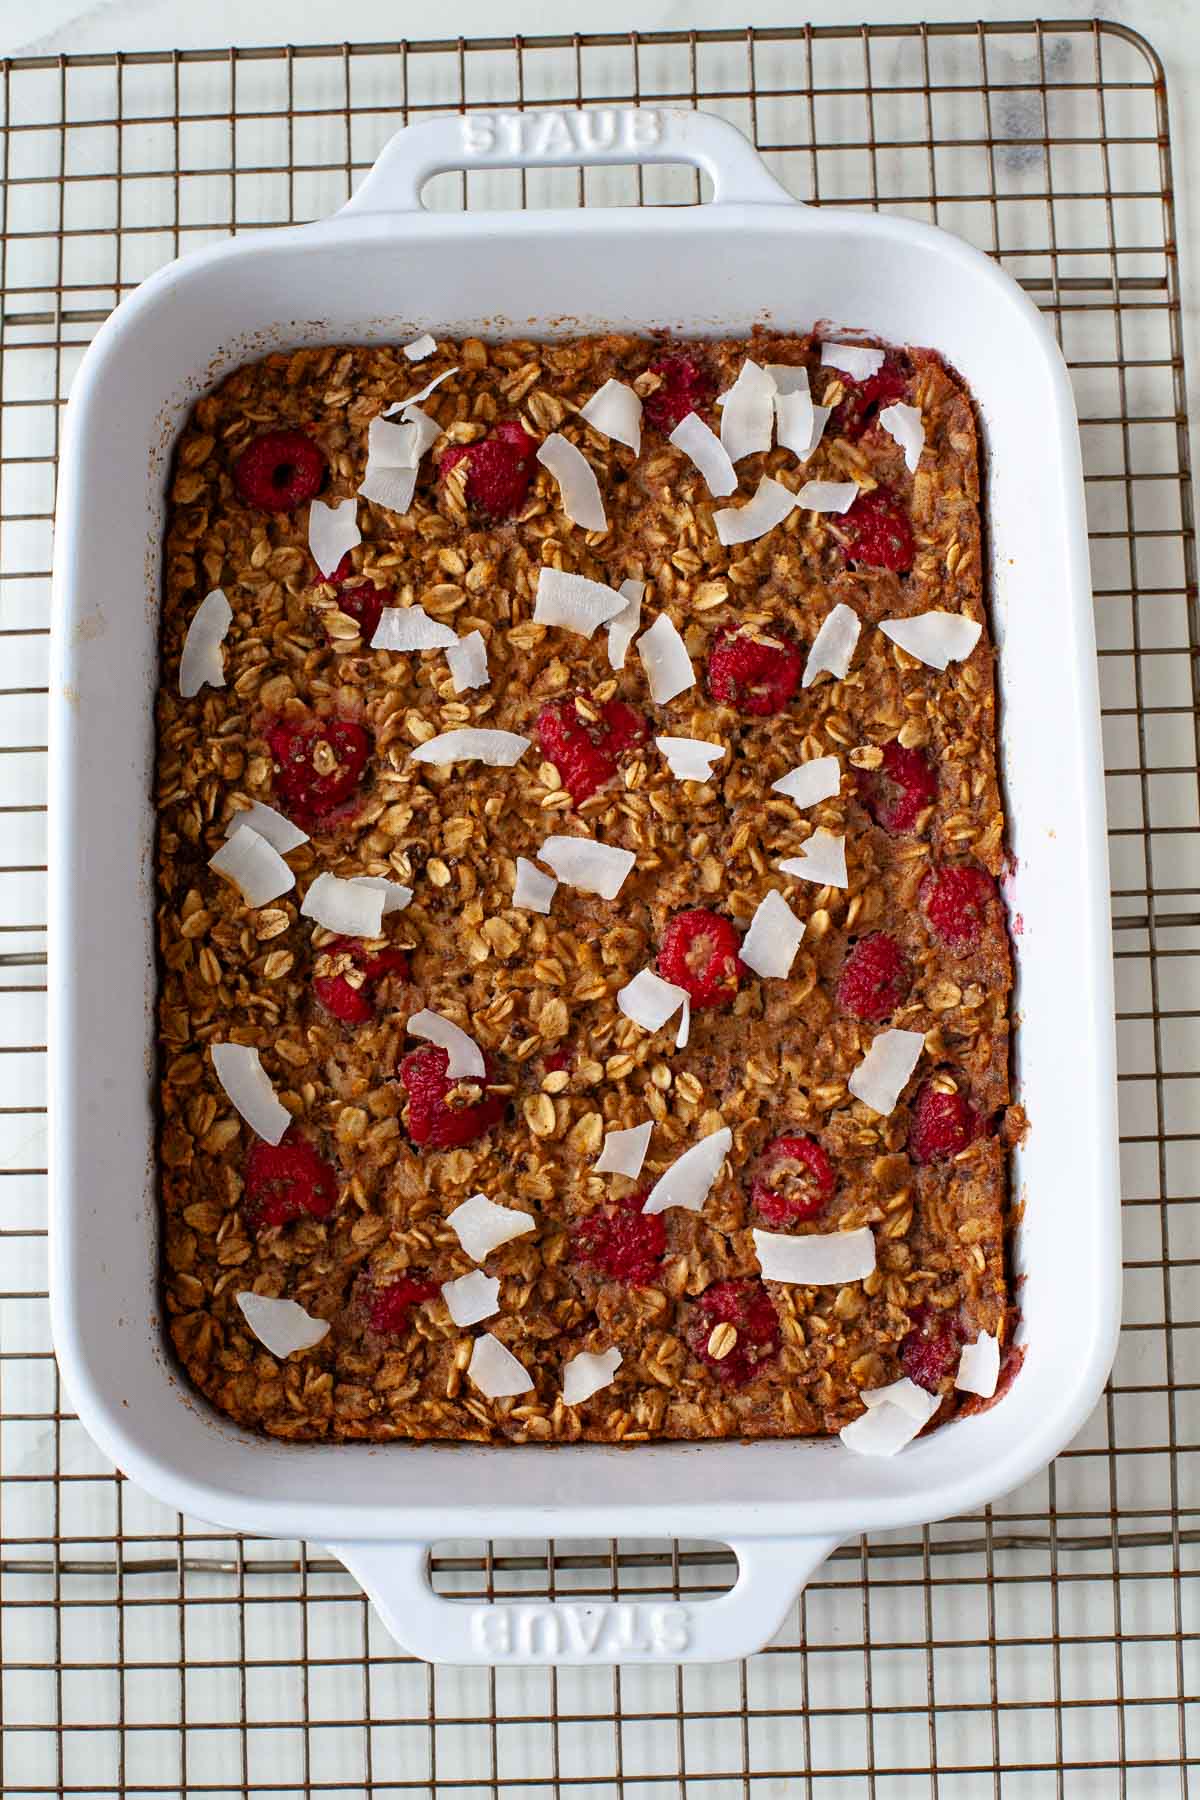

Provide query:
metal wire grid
left=0, top=17, right=1196, bottom=1798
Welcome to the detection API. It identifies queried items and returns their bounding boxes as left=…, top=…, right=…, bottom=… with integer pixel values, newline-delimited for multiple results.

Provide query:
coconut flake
left=752, top=1225, right=876, bottom=1285
left=406, top=1008, right=485, bottom=1080
left=771, top=757, right=841, bottom=809
left=955, top=1331, right=1001, bottom=1398
left=211, top=1043, right=291, bottom=1146
left=386, top=366, right=459, bottom=411
left=562, top=1346, right=622, bottom=1407
left=656, top=736, right=726, bottom=783
left=403, top=333, right=437, bottom=362
left=539, top=834, right=636, bottom=900
left=410, top=728, right=530, bottom=767
left=773, top=388, right=816, bottom=462
left=512, top=857, right=557, bottom=914
left=446, top=1192, right=536, bottom=1262
left=371, top=604, right=458, bottom=651
left=642, top=1127, right=732, bottom=1216
left=714, top=476, right=798, bottom=547
left=444, top=629, right=489, bottom=693
left=840, top=1398, right=933, bottom=1457
left=847, top=1027, right=925, bottom=1116
left=224, top=801, right=309, bottom=855
left=861, top=1376, right=940, bottom=1421
left=236, top=1292, right=330, bottom=1359
left=778, top=827, right=848, bottom=890
left=534, top=567, right=626, bottom=640
left=606, top=577, right=644, bottom=671
left=675, top=996, right=691, bottom=1050
left=209, top=826, right=295, bottom=908
left=821, top=341, right=885, bottom=381
left=594, top=1121, right=653, bottom=1178
left=637, top=613, right=695, bottom=704
left=617, top=968, right=689, bottom=1034
left=358, top=417, right=420, bottom=515
left=179, top=587, right=232, bottom=698
left=802, top=602, right=861, bottom=688
left=300, top=872, right=385, bottom=937
left=740, top=889, right=806, bottom=980
left=580, top=378, right=642, bottom=453
left=537, top=432, right=608, bottom=533
left=879, top=611, right=983, bottom=671
left=308, top=496, right=361, bottom=580
left=719, top=358, right=776, bottom=463
left=796, top=479, right=859, bottom=515
left=669, top=413, right=738, bottom=497
left=468, top=1333, right=534, bottom=1399
left=440, top=1270, right=500, bottom=1328
left=351, top=875, right=412, bottom=914
left=764, top=364, right=810, bottom=396
left=879, top=401, right=925, bottom=472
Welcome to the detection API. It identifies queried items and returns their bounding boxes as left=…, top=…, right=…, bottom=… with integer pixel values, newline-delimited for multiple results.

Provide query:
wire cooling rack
left=1, top=18, right=1197, bottom=1798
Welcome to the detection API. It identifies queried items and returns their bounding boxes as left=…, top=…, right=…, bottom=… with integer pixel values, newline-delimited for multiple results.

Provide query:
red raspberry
left=643, top=351, right=716, bottom=435
left=706, top=626, right=804, bottom=716
left=333, top=582, right=389, bottom=646
left=658, top=908, right=743, bottom=1010
left=367, top=1274, right=439, bottom=1336
left=751, top=1135, right=835, bottom=1226
left=234, top=429, right=326, bottom=512
left=841, top=485, right=915, bottom=572
left=399, top=1045, right=507, bottom=1150
left=688, top=1279, right=780, bottom=1388
left=439, top=420, right=538, bottom=521
left=828, top=357, right=908, bottom=442
left=899, top=1302, right=966, bottom=1393
left=857, top=742, right=936, bottom=835
left=543, top=1047, right=572, bottom=1075
left=266, top=717, right=370, bottom=826
left=837, top=933, right=910, bottom=1021
left=908, top=1080, right=983, bottom=1165
left=535, top=694, right=647, bottom=804
left=313, top=938, right=409, bottom=1025
left=571, top=1192, right=665, bottom=1287
left=920, top=864, right=998, bottom=950
left=244, top=1128, right=338, bottom=1232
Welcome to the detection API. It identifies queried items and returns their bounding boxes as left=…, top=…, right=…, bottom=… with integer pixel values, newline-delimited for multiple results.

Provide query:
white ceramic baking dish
left=49, top=107, right=1120, bottom=1666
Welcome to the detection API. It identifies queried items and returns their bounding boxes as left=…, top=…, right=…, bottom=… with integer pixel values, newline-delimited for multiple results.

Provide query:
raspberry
left=908, top=1080, right=983, bottom=1165
left=399, top=1045, right=507, bottom=1149
left=367, top=1274, right=439, bottom=1336
left=706, top=626, right=804, bottom=716
left=750, top=1135, right=835, bottom=1226
left=837, top=933, right=910, bottom=1021
left=535, top=695, right=647, bottom=804
left=313, top=937, right=409, bottom=1024
left=234, top=429, right=327, bottom=512
left=643, top=351, right=716, bottom=435
left=333, top=582, right=389, bottom=646
left=899, top=1302, right=966, bottom=1393
left=857, top=742, right=936, bottom=835
left=828, top=357, right=908, bottom=442
left=439, top=419, right=538, bottom=520
left=688, top=1279, right=780, bottom=1388
left=657, top=909, right=743, bottom=1009
left=266, top=717, right=370, bottom=826
left=841, top=485, right=915, bottom=572
left=244, top=1128, right=338, bottom=1232
left=920, top=864, right=998, bottom=950
left=543, top=1048, right=572, bottom=1075
left=571, top=1192, right=665, bottom=1286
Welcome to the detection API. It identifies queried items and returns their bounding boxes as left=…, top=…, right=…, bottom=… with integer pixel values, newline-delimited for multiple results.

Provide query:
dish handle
left=341, top=106, right=795, bottom=215
left=328, top=1533, right=841, bottom=1665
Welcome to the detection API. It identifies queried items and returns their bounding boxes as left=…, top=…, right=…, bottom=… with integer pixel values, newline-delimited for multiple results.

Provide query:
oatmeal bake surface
left=156, top=332, right=1017, bottom=1444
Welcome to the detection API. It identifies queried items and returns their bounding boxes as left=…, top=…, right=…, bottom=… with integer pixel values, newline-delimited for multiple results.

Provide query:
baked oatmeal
left=155, top=330, right=1018, bottom=1447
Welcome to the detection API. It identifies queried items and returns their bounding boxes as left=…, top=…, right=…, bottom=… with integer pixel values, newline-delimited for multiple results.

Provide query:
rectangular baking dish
left=48, top=107, right=1120, bottom=1665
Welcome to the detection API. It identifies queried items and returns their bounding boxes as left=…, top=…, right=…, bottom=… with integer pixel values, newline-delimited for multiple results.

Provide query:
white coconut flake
left=224, top=801, right=308, bottom=855
left=764, top=364, right=811, bottom=396
left=643, top=1127, right=732, bottom=1217
left=774, top=388, right=817, bottom=462
left=358, top=415, right=423, bottom=515
left=236, top=1292, right=330, bottom=1359
left=534, top=566, right=626, bottom=640
left=840, top=1398, right=932, bottom=1457
left=440, top=1270, right=500, bottom=1328
left=580, top=378, right=642, bottom=453
left=656, top=736, right=726, bottom=783
left=179, top=587, right=232, bottom=698
left=539, top=834, right=636, bottom=900
left=512, top=856, right=557, bottom=914
left=740, top=889, right=806, bottom=980
left=403, top=333, right=437, bottom=362
left=211, top=1043, right=291, bottom=1146
left=562, top=1346, right=622, bottom=1407
left=468, top=1333, right=534, bottom=1399
left=752, top=1225, right=876, bottom=1285
left=778, top=827, right=848, bottom=890
left=209, top=826, right=295, bottom=908
left=637, top=613, right=695, bottom=704
left=802, top=602, right=862, bottom=688
left=410, top=728, right=530, bottom=767
left=771, top=757, right=841, bottom=809
left=796, top=479, right=859, bottom=515
left=447, top=1194, right=535, bottom=1263
left=386, top=365, right=459, bottom=411
left=955, top=1331, right=1001, bottom=1399
left=821, top=341, right=885, bottom=381
left=714, top=475, right=798, bottom=547
left=879, top=611, right=983, bottom=671
left=594, top=1121, right=653, bottom=1178
left=351, top=875, right=412, bottom=914
left=371, top=604, right=458, bottom=652
left=861, top=1376, right=941, bottom=1422
left=300, top=871, right=385, bottom=938
left=444, top=629, right=489, bottom=692
left=669, top=412, right=738, bottom=497
left=537, top=432, right=608, bottom=533
left=406, top=1009, right=485, bottom=1080
left=675, top=996, right=691, bottom=1050
left=720, top=358, right=776, bottom=463
left=847, top=1027, right=925, bottom=1116
left=879, top=401, right=925, bottom=472
left=308, top=496, right=361, bottom=580
left=617, top=968, right=689, bottom=1034
left=606, top=577, right=644, bottom=671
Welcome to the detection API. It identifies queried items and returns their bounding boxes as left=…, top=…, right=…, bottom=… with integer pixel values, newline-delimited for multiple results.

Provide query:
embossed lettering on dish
left=461, top=109, right=664, bottom=160
left=470, top=1600, right=689, bottom=1658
